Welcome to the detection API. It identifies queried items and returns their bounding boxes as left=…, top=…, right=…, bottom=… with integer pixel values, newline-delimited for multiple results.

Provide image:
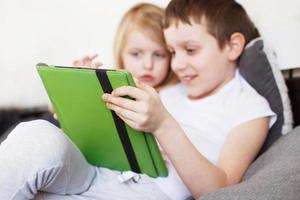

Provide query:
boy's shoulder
left=234, top=71, right=266, bottom=102
left=159, top=83, right=185, bottom=106
left=225, top=70, right=267, bottom=106
left=228, top=70, right=275, bottom=116
left=227, top=70, right=276, bottom=129
left=159, top=82, right=184, bottom=97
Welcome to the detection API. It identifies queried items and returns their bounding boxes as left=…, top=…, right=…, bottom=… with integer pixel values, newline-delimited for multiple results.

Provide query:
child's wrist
left=153, top=114, right=176, bottom=139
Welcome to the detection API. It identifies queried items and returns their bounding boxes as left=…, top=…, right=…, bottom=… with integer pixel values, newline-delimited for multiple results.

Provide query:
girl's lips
left=139, top=75, right=154, bottom=82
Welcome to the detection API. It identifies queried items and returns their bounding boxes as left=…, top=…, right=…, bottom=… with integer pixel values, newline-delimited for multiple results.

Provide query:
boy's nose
left=171, top=55, right=186, bottom=71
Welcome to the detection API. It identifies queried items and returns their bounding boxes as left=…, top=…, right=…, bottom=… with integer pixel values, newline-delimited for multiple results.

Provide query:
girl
left=72, top=3, right=177, bottom=90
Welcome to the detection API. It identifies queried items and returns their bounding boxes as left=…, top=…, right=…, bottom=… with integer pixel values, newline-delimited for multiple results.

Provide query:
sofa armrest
left=199, top=126, right=300, bottom=200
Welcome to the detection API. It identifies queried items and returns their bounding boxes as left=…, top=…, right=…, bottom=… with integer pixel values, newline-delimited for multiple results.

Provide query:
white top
left=152, top=70, right=277, bottom=200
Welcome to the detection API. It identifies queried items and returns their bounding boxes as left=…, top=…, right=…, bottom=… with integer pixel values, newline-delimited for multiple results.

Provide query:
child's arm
left=157, top=115, right=269, bottom=198
left=102, top=84, right=269, bottom=199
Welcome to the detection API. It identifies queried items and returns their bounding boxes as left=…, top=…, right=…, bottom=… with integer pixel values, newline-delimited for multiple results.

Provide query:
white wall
left=238, top=0, right=300, bottom=70
left=0, top=0, right=299, bottom=108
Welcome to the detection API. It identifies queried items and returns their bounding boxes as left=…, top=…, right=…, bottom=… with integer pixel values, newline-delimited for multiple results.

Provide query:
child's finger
left=82, top=55, right=91, bottom=63
left=115, top=111, right=141, bottom=131
left=135, top=80, right=156, bottom=94
left=106, top=102, right=142, bottom=123
left=90, top=54, right=98, bottom=60
left=102, top=94, right=144, bottom=113
left=133, top=77, right=139, bottom=85
left=72, top=60, right=82, bottom=66
left=93, top=62, right=103, bottom=68
left=48, top=105, right=54, bottom=113
left=112, top=86, right=148, bottom=100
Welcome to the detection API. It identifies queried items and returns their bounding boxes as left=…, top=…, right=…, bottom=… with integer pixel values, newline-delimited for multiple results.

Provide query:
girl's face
left=122, top=30, right=170, bottom=88
left=164, top=21, right=236, bottom=99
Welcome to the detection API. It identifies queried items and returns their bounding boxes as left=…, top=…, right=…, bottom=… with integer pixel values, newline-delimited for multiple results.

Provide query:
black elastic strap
left=96, top=70, right=141, bottom=173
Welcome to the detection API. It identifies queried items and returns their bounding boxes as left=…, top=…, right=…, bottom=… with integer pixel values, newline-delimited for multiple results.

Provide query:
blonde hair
left=113, top=3, right=177, bottom=90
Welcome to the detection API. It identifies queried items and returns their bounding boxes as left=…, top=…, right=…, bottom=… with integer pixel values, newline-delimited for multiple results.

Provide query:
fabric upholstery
left=238, top=38, right=293, bottom=153
left=200, top=126, right=300, bottom=200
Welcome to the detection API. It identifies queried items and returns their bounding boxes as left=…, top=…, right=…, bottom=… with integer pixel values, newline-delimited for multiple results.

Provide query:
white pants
left=0, top=120, right=170, bottom=200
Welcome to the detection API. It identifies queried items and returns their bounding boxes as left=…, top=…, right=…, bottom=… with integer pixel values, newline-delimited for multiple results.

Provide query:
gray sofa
left=200, top=77, right=300, bottom=200
left=200, top=125, right=300, bottom=200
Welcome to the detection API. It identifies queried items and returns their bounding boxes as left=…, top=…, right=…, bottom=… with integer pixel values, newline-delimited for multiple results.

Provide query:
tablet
left=37, top=63, right=168, bottom=177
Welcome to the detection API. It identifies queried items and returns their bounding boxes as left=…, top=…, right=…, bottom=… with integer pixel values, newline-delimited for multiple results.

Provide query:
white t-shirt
left=152, top=70, right=277, bottom=200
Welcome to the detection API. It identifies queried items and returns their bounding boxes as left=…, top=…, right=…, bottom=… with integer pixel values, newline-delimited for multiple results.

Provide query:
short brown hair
left=164, top=0, right=260, bottom=49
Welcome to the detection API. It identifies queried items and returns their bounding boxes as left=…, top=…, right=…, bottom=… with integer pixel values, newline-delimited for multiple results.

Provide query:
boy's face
left=122, top=30, right=170, bottom=88
left=164, top=21, right=236, bottom=99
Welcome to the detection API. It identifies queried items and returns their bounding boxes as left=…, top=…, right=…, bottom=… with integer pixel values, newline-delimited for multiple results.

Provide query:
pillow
left=237, top=37, right=293, bottom=153
left=199, top=126, right=300, bottom=200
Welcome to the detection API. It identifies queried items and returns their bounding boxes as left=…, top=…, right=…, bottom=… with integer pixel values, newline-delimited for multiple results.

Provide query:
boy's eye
left=186, top=48, right=197, bottom=54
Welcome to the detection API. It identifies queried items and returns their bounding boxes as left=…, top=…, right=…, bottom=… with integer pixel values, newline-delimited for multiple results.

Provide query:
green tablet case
left=37, top=63, right=168, bottom=177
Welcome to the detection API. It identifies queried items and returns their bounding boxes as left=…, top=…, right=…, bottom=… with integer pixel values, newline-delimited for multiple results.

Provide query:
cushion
left=199, top=126, right=300, bottom=200
left=238, top=38, right=293, bottom=153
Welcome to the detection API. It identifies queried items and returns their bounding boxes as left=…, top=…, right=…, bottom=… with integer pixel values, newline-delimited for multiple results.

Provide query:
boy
left=104, top=0, right=276, bottom=199
left=0, top=0, right=276, bottom=200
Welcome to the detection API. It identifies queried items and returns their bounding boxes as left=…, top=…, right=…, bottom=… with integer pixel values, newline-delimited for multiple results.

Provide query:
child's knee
left=11, top=120, right=61, bottom=142
left=5, top=120, right=71, bottom=164
left=15, top=119, right=58, bottom=135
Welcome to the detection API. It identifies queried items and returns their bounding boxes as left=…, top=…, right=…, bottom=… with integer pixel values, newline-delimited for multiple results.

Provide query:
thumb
left=134, top=78, right=146, bottom=89
left=135, top=79, right=155, bottom=94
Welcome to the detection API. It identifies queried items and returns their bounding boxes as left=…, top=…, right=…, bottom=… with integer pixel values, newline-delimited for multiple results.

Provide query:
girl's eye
left=130, top=52, right=140, bottom=57
left=153, top=52, right=167, bottom=59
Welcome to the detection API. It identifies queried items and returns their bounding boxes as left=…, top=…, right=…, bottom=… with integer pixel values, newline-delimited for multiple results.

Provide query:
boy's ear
left=226, top=32, right=246, bottom=61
